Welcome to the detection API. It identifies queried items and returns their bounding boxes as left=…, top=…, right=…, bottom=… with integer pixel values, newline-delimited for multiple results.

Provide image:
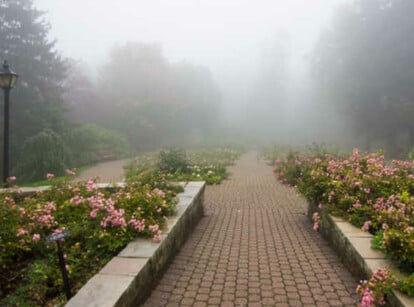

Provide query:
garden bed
left=125, top=148, right=241, bottom=185
left=65, top=181, right=205, bottom=306
left=308, top=202, right=414, bottom=307
left=272, top=146, right=414, bottom=305
left=0, top=176, right=182, bottom=305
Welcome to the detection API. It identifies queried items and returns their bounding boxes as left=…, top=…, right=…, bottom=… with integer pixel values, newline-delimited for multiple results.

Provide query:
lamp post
left=0, top=60, right=18, bottom=184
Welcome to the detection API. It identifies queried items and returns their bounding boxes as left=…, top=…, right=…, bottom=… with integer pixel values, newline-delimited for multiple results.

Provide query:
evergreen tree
left=0, top=0, right=66, bottom=172
left=313, top=0, right=414, bottom=154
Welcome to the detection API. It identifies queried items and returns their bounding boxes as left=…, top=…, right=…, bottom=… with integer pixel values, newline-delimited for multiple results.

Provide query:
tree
left=171, top=62, right=221, bottom=134
left=63, top=59, right=101, bottom=124
left=98, top=42, right=172, bottom=108
left=313, top=0, right=414, bottom=154
left=0, top=0, right=66, bottom=172
left=96, top=42, right=222, bottom=149
left=14, top=129, right=68, bottom=182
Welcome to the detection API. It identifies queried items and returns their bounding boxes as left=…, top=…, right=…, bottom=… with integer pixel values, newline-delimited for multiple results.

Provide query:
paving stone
left=181, top=298, right=194, bottom=305
left=207, top=297, right=221, bottom=304
left=210, top=290, right=222, bottom=297
left=142, top=153, right=359, bottom=306
left=234, top=297, right=248, bottom=305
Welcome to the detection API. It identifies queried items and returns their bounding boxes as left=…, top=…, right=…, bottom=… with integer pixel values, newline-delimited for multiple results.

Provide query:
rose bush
left=356, top=268, right=396, bottom=307
left=0, top=174, right=180, bottom=306
left=274, top=148, right=414, bottom=299
left=1, top=147, right=240, bottom=305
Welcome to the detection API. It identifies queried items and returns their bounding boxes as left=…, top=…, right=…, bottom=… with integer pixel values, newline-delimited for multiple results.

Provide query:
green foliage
left=408, top=147, right=414, bottom=161
left=0, top=0, right=67, bottom=172
left=381, top=228, right=414, bottom=273
left=356, top=268, right=396, bottom=306
left=124, top=152, right=159, bottom=181
left=22, top=166, right=90, bottom=187
left=0, top=177, right=179, bottom=305
left=12, top=124, right=132, bottom=185
left=305, top=143, right=338, bottom=159
left=1, top=258, right=62, bottom=306
left=63, top=124, right=131, bottom=167
left=0, top=2, right=136, bottom=184
left=13, top=129, right=69, bottom=183
left=127, top=148, right=241, bottom=185
left=159, top=148, right=188, bottom=173
left=398, top=274, right=414, bottom=297
left=275, top=148, right=414, bottom=277
left=276, top=147, right=414, bottom=300
left=372, top=231, right=384, bottom=251
left=95, top=42, right=221, bottom=150
left=313, top=0, right=414, bottom=154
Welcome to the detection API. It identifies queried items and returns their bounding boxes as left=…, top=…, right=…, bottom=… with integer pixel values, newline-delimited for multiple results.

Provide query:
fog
left=33, top=0, right=344, bottom=140
left=35, top=0, right=340, bottom=69
left=0, top=0, right=401, bottom=160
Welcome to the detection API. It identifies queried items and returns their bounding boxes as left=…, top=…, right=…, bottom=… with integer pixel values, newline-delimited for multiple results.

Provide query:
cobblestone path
left=143, top=152, right=359, bottom=306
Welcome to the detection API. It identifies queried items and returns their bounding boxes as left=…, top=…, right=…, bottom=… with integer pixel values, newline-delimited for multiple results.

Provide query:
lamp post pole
left=0, top=60, right=18, bottom=185
left=3, top=87, right=10, bottom=183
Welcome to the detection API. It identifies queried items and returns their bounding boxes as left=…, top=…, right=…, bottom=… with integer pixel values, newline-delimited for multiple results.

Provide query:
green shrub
left=13, top=129, right=69, bottom=183
left=63, top=124, right=130, bottom=167
left=398, top=274, right=414, bottom=297
left=159, top=148, right=188, bottom=173
left=275, top=148, right=414, bottom=284
left=127, top=148, right=241, bottom=185
left=0, top=178, right=179, bottom=305
left=408, top=147, right=414, bottom=160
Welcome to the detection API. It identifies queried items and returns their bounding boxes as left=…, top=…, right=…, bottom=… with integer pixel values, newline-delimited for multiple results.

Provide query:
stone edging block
left=66, top=181, right=205, bottom=307
left=308, top=203, right=414, bottom=307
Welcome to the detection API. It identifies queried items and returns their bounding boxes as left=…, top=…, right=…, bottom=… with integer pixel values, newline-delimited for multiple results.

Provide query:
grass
left=21, top=166, right=91, bottom=187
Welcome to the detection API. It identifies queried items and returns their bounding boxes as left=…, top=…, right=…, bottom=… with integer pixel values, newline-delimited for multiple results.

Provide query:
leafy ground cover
left=1, top=147, right=240, bottom=305
left=272, top=147, right=414, bottom=303
left=21, top=166, right=91, bottom=188
left=0, top=174, right=182, bottom=306
left=126, top=147, right=241, bottom=185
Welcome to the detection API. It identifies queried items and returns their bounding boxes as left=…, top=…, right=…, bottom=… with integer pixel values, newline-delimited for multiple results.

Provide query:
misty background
left=35, top=0, right=343, bottom=140
left=2, top=0, right=414, bottom=182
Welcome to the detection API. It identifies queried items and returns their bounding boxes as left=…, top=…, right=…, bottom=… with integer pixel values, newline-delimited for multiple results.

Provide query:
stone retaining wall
left=307, top=203, right=414, bottom=307
left=66, top=181, right=205, bottom=307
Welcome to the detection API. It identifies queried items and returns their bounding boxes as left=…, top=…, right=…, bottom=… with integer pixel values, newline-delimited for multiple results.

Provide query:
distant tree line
left=312, top=0, right=414, bottom=156
left=68, top=42, right=221, bottom=150
left=0, top=0, right=221, bottom=182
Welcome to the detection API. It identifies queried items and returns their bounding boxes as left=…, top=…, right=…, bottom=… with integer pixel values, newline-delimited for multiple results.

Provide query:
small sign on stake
left=47, top=230, right=70, bottom=243
left=46, top=230, right=72, bottom=300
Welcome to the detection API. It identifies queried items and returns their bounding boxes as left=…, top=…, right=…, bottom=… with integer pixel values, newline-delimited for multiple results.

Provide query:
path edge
left=66, top=181, right=205, bottom=307
left=307, top=202, right=414, bottom=307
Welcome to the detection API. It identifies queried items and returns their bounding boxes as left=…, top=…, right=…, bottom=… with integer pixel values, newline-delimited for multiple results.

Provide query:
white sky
left=34, top=0, right=346, bottom=78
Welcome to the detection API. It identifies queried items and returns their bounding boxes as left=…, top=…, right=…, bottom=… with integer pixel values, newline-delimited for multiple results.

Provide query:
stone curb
left=307, top=203, right=414, bottom=307
left=66, top=181, right=205, bottom=307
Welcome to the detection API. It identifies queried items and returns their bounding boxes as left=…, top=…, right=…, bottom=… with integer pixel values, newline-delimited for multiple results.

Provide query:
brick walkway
left=143, top=152, right=359, bottom=306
